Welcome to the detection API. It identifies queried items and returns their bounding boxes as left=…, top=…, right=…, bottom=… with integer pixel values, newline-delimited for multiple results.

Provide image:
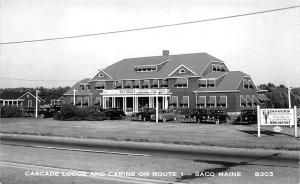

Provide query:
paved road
left=0, top=139, right=299, bottom=184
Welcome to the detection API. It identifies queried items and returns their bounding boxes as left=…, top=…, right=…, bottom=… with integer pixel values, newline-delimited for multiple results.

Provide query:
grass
left=0, top=117, right=299, bottom=151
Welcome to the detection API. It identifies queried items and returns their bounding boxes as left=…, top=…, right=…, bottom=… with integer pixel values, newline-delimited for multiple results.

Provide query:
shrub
left=0, top=106, right=23, bottom=118
left=54, top=104, right=105, bottom=121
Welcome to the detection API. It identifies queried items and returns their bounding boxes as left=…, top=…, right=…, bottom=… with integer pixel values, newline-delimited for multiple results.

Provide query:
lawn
left=0, top=118, right=299, bottom=150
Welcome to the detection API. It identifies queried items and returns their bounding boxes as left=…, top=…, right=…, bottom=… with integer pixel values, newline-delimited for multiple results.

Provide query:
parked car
left=150, top=109, right=177, bottom=122
left=102, top=108, right=126, bottom=120
left=183, top=109, right=229, bottom=124
left=233, top=109, right=257, bottom=124
left=131, top=108, right=155, bottom=121
left=182, top=109, right=207, bottom=123
left=204, top=109, right=230, bottom=124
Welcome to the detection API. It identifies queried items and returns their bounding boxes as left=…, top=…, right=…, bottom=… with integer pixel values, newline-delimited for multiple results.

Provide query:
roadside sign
left=257, top=106, right=298, bottom=138
left=260, top=109, right=294, bottom=126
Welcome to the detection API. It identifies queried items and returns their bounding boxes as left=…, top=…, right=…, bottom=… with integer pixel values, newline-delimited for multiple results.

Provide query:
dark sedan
left=131, top=108, right=155, bottom=121
left=102, top=108, right=126, bottom=120
left=233, top=109, right=257, bottom=124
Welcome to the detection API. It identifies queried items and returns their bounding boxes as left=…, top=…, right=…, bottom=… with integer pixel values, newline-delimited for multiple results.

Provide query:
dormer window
left=199, top=79, right=207, bottom=88
left=80, top=85, right=85, bottom=91
left=212, top=64, right=217, bottom=71
left=179, top=69, right=186, bottom=74
left=135, top=65, right=157, bottom=72
left=243, top=79, right=249, bottom=89
left=207, top=79, right=215, bottom=87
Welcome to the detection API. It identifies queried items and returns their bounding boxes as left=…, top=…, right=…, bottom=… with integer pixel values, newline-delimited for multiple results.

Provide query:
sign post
left=258, top=107, right=297, bottom=138
left=294, top=106, right=298, bottom=138
left=257, top=105, right=261, bottom=137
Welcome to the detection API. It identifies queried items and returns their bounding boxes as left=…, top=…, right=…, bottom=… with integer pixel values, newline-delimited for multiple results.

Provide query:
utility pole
left=73, top=89, right=78, bottom=105
left=288, top=87, right=292, bottom=109
left=35, top=90, right=39, bottom=118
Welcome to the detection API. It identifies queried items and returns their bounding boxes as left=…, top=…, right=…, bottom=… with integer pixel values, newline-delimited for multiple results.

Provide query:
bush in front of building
left=0, top=106, right=23, bottom=118
left=53, top=104, right=105, bottom=121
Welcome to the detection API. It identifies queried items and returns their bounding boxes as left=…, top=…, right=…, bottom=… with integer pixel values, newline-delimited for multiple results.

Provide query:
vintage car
left=102, top=108, right=126, bottom=120
left=131, top=108, right=155, bottom=121
left=182, top=109, right=207, bottom=123
left=233, top=109, right=257, bottom=124
left=150, top=109, right=177, bottom=122
left=204, top=109, right=230, bottom=124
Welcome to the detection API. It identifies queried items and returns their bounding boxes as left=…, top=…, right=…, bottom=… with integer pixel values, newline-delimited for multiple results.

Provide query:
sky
left=0, top=0, right=299, bottom=88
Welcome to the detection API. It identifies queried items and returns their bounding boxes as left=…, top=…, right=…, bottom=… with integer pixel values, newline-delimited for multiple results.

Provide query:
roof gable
left=91, top=70, right=112, bottom=81
left=168, top=64, right=198, bottom=77
left=64, top=78, right=91, bottom=95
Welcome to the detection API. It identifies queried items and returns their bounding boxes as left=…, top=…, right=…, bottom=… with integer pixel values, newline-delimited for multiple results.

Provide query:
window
left=141, top=80, right=149, bottom=89
left=206, top=96, right=216, bottom=107
left=115, top=81, right=123, bottom=89
left=217, top=96, right=227, bottom=108
left=180, top=96, right=189, bottom=107
left=212, top=64, right=217, bottom=71
left=28, top=100, right=32, bottom=107
left=86, top=85, right=91, bottom=90
left=199, top=79, right=207, bottom=88
left=207, top=79, right=215, bottom=88
left=169, top=96, right=178, bottom=107
left=240, top=95, right=247, bottom=107
left=197, top=96, right=206, bottom=108
left=243, top=79, right=249, bottom=89
left=179, top=69, right=186, bottom=74
left=80, top=85, right=84, bottom=91
left=95, top=82, right=105, bottom=89
left=99, top=73, right=104, bottom=77
left=174, top=78, right=188, bottom=88
left=160, top=80, right=168, bottom=88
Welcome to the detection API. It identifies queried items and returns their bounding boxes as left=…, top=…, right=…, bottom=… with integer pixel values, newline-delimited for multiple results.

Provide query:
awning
left=207, top=96, right=216, bottom=104
left=199, top=80, right=207, bottom=87
left=151, top=80, right=158, bottom=87
left=95, top=82, right=105, bottom=88
left=261, top=94, right=269, bottom=101
left=175, top=78, right=187, bottom=85
left=240, top=96, right=247, bottom=104
left=257, top=94, right=265, bottom=102
left=124, top=81, right=132, bottom=88
left=94, top=97, right=101, bottom=105
left=135, top=65, right=156, bottom=70
left=197, top=96, right=205, bottom=105
left=83, top=97, right=89, bottom=105
left=76, top=98, right=81, bottom=105
left=160, top=80, right=168, bottom=86
left=252, top=95, right=260, bottom=104
left=243, top=79, right=249, bottom=87
left=180, top=96, right=189, bottom=105
left=116, top=81, right=122, bottom=88
left=218, top=96, right=227, bottom=105
left=246, top=96, right=254, bottom=103
left=142, top=80, right=149, bottom=87
left=133, top=80, right=139, bottom=87
left=169, top=97, right=177, bottom=105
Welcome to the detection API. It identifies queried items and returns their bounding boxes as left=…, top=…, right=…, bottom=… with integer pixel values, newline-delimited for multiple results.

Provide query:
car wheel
left=143, top=117, right=146, bottom=121
left=40, top=114, right=44, bottom=119
left=163, top=117, right=167, bottom=123
left=173, top=117, right=177, bottom=121
left=216, top=119, right=220, bottom=124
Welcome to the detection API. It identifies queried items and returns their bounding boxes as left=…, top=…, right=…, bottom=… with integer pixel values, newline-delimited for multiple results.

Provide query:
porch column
left=137, top=97, right=139, bottom=111
left=123, top=97, right=125, bottom=112
left=112, top=97, right=115, bottom=108
left=124, top=97, right=127, bottom=112
left=103, top=97, right=106, bottom=109
left=16, top=100, right=18, bottom=107
left=165, top=97, right=169, bottom=109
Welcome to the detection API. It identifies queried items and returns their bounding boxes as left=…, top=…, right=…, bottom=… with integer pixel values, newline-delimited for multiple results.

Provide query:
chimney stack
left=162, top=50, right=169, bottom=56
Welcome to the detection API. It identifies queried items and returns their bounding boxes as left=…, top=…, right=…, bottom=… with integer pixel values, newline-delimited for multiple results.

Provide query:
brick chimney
left=162, top=50, right=169, bottom=56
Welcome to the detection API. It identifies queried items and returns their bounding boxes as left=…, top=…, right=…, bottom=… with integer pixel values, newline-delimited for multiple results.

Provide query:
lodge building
left=63, top=51, right=268, bottom=114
